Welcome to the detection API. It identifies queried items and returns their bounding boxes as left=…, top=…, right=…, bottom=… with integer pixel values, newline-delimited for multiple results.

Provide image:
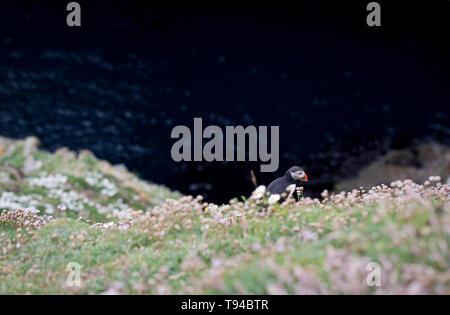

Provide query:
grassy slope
left=0, top=136, right=179, bottom=222
left=0, top=136, right=449, bottom=294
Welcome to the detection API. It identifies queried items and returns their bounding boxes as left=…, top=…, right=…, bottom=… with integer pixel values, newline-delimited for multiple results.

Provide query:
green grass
left=0, top=145, right=25, bottom=169
left=0, top=136, right=448, bottom=294
left=1, top=194, right=448, bottom=294
left=0, top=136, right=180, bottom=223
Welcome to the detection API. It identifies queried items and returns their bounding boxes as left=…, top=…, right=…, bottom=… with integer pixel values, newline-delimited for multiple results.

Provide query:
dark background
left=0, top=1, right=448, bottom=203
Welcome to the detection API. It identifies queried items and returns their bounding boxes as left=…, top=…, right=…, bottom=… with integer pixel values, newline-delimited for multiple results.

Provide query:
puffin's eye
left=298, top=172, right=305, bottom=179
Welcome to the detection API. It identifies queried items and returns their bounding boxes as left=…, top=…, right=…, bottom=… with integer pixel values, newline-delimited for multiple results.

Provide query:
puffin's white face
left=290, top=169, right=308, bottom=181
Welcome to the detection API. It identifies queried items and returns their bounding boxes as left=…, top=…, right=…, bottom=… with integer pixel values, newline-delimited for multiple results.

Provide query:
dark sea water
left=0, top=1, right=449, bottom=202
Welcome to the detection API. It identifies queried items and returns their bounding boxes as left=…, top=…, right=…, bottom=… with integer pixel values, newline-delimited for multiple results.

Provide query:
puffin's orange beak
left=304, top=173, right=309, bottom=182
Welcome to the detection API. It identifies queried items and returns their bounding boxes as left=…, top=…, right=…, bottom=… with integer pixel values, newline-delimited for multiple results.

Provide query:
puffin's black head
left=285, top=166, right=308, bottom=182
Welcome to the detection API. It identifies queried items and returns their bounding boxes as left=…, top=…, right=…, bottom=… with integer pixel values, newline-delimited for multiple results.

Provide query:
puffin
left=266, top=166, right=308, bottom=200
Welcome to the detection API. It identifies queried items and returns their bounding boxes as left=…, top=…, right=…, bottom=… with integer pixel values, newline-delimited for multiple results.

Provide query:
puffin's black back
left=266, top=173, right=295, bottom=194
